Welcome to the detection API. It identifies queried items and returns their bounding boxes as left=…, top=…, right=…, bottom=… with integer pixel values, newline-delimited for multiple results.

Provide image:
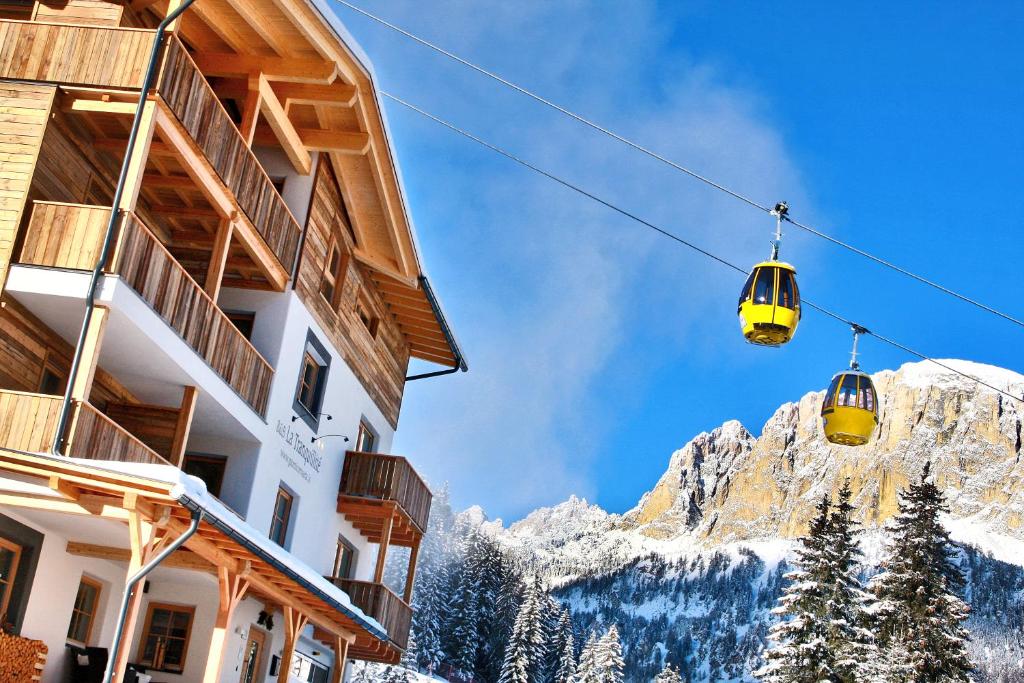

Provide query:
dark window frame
left=355, top=421, right=376, bottom=454
left=269, top=486, right=294, bottom=548
left=181, top=454, right=228, bottom=498
left=292, top=331, right=331, bottom=431
left=332, top=535, right=358, bottom=580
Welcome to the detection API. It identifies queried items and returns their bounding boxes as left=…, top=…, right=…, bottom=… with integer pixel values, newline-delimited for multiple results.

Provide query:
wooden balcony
left=338, top=452, right=432, bottom=546
left=19, top=202, right=273, bottom=416
left=0, top=21, right=302, bottom=275
left=0, top=390, right=169, bottom=465
left=328, top=579, right=412, bottom=653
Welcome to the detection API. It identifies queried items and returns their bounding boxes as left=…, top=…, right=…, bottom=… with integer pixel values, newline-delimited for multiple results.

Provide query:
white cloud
left=345, top=0, right=812, bottom=518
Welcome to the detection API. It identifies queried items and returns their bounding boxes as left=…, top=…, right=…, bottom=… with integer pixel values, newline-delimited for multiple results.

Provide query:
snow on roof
left=60, top=456, right=388, bottom=642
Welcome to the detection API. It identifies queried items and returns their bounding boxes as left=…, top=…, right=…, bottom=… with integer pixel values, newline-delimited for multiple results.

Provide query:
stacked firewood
left=0, top=631, right=47, bottom=682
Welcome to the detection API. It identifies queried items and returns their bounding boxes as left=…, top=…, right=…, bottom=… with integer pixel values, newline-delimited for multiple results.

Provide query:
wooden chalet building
left=0, top=0, right=465, bottom=680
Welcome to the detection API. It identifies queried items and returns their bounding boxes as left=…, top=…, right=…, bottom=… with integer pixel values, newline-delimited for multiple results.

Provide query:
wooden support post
left=374, top=513, right=393, bottom=584
left=202, top=563, right=251, bottom=683
left=239, top=78, right=261, bottom=146
left=277, top=606, right=309, bottom=683
left=69, top=306, right=109, bottom=402
left=204, top=219, right=233, bottom=301
left=403, top=536, right=421, bottom=603
left=119, top=100, right=158, bottom=212
left=111, top=511, right=166, bottom=683
left=330, top=635, right=349, bottom=683
left=169, top=386, right=198, bottom=467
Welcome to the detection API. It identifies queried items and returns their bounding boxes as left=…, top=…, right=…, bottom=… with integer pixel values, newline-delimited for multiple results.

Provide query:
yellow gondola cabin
left=737, top=261, right=801, bottom=346
left=821, top=370, right=879, bottom=445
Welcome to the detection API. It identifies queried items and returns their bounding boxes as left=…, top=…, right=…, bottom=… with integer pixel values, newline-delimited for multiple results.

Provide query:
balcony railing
left=19, top=202, right=273, bottom=416
left=329, top=579, right=412, bottom=651
left=0, top=21, right=302, bottom=275
left=0, top=390, right=169, bottom=465
left=339, top=452, right=432, bottom=534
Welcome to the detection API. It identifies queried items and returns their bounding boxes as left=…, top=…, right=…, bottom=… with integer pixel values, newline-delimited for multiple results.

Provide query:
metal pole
left=101, top=509, right=202, bottom=683
left=50, top=0, right=199, bottom=454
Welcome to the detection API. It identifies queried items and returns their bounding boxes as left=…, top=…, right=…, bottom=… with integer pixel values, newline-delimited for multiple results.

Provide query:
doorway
left=239, top=627, right=266, bottom=683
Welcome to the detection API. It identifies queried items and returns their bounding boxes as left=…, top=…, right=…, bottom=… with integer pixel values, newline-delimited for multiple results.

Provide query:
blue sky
left=333, top=1, right=1024, bottom=522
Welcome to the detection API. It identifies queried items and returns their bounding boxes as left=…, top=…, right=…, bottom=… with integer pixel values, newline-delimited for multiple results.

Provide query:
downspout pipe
left=101, top=509, right=202, bottom=683
left=50, top=0, right=198, bottom=455
left=405, top=275, right=468, bottom=381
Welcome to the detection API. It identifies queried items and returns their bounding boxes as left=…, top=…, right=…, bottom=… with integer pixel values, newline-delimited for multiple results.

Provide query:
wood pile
left=0, top=631, right=48, bottom=682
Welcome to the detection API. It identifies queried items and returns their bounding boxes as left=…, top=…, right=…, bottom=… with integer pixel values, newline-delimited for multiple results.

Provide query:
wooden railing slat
left=339, top=451, right=432, bottom=534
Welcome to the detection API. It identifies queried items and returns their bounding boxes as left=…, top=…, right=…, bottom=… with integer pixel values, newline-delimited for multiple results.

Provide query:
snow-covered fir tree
left=544, top=605, right=574, bottom=683
left=499, top=576, right=549, bottom=683
left=575, top=632, right=601, bottom=683
left=869, top=463, right=974, bottom=682
left=552, top=629, right=577, bottom=683
left=653, top=663, right=682, bottom=683
left=755, top=484, right=874, bottom=683
left=593, top=625, right=625, bottom=683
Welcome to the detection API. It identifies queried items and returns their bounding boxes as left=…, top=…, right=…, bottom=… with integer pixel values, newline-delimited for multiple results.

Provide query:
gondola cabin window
left=753, top=267, right=774, bottom=304
left=66, top=576, right=102, bottom=645
left=138, top=603, right=195, bottom=673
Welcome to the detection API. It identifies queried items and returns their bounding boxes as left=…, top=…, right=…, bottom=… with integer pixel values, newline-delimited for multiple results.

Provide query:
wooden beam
left=403, top=536, right=420, bottom=603
left=69, top=306, right=109, bottom=402
left=373, top=514, right=393, bottom=584
left=253, top=127, right=367, bottom=154
left=193, top=53, right=337, bottom=83
left=239, top=83, right=261, bottom=147
left=278, top=605, right=309, bottom=683
left=142, top=174, right=196, bottom=190
left=330, top=636, right=349, bottom=683
left=221, top=0, right=294, bottom=57
left=121, top=100, right=159, bottom=211
left=205, top=219, right=234, bottom=300
left=113, top=511, right=167, bottom=682
left=150, top=205, right=221, bottom=219
left=154, top=105, right=289, bottom=290
left=203, top=563, right=251, bottom=683
left=271, top=82, right=357, bottom=108
left=169, top=386, right=198, bottom=467
left=62, top=99, right=138, bottom=115
left=255, top=74, right=312, bottom=175
left=189, top=1, right=257, bottom=54
left=66, top=541, right=215, bottom=571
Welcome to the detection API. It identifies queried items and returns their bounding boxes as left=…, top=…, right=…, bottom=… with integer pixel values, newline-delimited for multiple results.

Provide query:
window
left=271, top=176, right=287, bottom=195
left=0, top=537, right=22, bottom=625
left=333, top=537, right=357, bottom=579
left=355, top=421, right=376, bottom=453
left=290, top=652, right=329, bottom=683
left=355, top=294, right=379, bottom=339
left=319, top=241, right=347, bottom=307
left=226, top=311, right=255, bottom=341
left=822, top=375, right=842, bottom=410
left=38, top=365, right=65, bottom=395
left=66, top=576, right=101, bottom=645
left=838, top=374, right=859, bottom=408
left=138, top=603, right=195, bottom=673
left=296, top=353, right=325, bottom=415
left=269, top=487, right=293, bottom=547
left=738, top=270, right=756, bottom=307
left=182, top=454, right=227, bottom=498
left=753, top=267, right=775, bottom=305
left=777, top=271, right=797, bottom=309
left=293, top=332, right=331, bottom=429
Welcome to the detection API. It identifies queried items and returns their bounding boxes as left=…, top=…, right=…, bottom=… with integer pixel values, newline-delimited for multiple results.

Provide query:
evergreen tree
left=552, top=630, right=577, bottom=683
left=653, top=663, right=682, bottom=683
left=756, top=495, right=834, bottom=682
left=575, top=632, right=601, bottom=683
left=499, top=576, right=549, bottom=683
left=593, top=625, right=625, bottom=683
left=869, top=463, right=974, bottom=682
left=544, top=606, right=574, bottom=683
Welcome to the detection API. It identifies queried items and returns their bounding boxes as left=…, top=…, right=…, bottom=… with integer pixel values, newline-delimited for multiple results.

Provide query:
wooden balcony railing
left=329, top=579, right=412, bottom=651
left=0, top=390, right=169, bottom=465
left=0, top=21, right=303, bottom=275
left=340, top=452, right=432, bottom=534
left=156, top=37, right=301, bottom=271
left=0, top=20, right=154, bottom=89
left=19, top=202, right=273, bottom=416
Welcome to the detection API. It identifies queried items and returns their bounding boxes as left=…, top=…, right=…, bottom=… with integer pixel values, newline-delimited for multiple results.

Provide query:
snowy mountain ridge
left=470, top=359, right=1024, bottom=583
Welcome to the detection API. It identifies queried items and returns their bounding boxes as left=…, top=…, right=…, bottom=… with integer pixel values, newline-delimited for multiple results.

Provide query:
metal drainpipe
left=50, top=0, right=198, bottom=455
left=405, top=275, right=468, bottom=381
left=101, top=509, right=202, bottom=683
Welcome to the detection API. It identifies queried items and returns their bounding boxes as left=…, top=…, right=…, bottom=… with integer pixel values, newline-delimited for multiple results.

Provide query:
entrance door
left=239, top=628, right=266, bottom=683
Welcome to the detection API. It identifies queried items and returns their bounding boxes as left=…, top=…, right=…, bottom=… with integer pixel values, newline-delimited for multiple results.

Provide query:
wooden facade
left=296, top=160, right=409, bottom=427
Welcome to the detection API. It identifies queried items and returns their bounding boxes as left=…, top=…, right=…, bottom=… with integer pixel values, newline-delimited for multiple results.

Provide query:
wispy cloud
left=343, top=0, right=811, bottom=519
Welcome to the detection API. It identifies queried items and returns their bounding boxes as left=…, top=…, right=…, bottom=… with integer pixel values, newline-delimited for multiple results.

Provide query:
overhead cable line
left=382, top=91, right=1024, bottom=405
left=337, top=0, right=1024, bottom=330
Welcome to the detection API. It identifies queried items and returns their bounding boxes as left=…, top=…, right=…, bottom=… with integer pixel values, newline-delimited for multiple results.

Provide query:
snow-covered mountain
left=464, top=359, right=1024, bottom=681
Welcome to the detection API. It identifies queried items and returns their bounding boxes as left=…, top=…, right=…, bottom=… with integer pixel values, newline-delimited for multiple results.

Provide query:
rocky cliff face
left=622, top=359, right=1024, bottom=545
